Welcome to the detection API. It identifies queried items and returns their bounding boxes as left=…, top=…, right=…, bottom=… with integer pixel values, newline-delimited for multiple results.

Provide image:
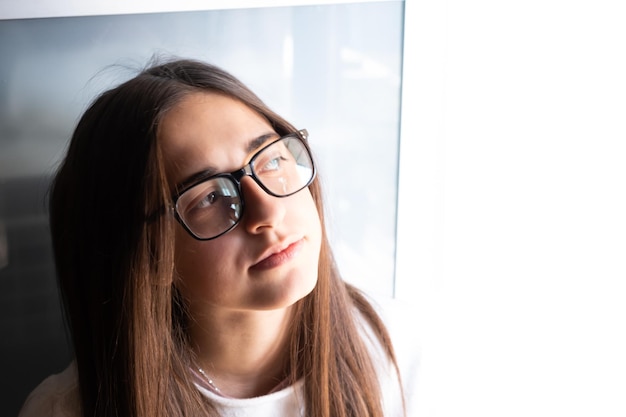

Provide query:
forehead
left=158, top=92, right=275, bottom=185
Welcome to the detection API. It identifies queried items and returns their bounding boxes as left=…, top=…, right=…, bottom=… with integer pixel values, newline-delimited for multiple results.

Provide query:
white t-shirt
left=18, top=296, right=419, bottom=417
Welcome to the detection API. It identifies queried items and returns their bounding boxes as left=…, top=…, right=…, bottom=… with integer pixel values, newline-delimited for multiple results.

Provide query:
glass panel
left=0, top=3, right=403, bottom=414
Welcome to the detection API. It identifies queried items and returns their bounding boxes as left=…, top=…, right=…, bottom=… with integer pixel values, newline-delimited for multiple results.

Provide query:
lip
left=251, top=238, right=304, bottom=271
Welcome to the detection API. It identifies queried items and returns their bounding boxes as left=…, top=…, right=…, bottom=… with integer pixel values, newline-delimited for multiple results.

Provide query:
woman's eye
left=260, top=155, right=288, bottom=173
left=266, top=157, right=283, bottom=170
left=196, top=192, right=218, bottom=209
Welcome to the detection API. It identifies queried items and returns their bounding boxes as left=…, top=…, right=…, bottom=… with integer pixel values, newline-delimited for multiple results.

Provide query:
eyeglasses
left=172, top=129, right=315, bottom=240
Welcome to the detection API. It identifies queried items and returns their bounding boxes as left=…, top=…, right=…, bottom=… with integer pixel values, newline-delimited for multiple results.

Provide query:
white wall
left=397, top=0, right=626, bottom=415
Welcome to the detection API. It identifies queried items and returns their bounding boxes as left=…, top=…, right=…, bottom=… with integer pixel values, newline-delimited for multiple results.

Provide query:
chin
left=255, top=272, right=318, bottom=311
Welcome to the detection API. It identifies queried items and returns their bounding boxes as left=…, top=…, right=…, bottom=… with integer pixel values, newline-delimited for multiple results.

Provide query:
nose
left=240, top=176, right=286, bottom=234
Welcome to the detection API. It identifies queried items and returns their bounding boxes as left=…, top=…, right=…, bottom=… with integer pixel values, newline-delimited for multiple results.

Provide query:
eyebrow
left=246, top=132, right=278, bottom=153
left=175, top=132, right=279, bottom=193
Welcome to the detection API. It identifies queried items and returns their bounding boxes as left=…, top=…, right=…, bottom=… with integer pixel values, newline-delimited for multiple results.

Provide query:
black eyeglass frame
left=171, top=129, right=315, bottom=241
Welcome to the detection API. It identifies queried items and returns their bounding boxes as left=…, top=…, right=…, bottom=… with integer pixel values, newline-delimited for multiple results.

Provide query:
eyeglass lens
left=175, top=135, right=314, bottom=240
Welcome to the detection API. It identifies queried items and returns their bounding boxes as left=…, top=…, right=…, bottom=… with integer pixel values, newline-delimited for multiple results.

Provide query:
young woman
left=19, top=59, right=417, bottom=417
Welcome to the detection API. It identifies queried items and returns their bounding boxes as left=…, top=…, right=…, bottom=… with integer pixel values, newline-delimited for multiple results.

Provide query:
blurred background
left=2, top=0, right=626, bottom=416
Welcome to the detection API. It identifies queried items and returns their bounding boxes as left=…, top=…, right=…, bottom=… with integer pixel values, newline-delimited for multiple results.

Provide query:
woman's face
left=159, top=92, right=322, bottom=315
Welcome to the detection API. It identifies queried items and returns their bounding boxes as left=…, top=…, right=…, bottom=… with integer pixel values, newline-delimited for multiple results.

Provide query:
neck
left=189, top=306, right=295, bottom=398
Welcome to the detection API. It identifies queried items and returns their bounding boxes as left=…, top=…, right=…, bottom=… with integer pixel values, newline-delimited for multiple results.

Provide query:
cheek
left=300, top=190, right=322, bottom=236
left=300, top=193, right=323, bottom=296
left=294, top=189, right=323, bottom=256
left=173, top=229, right=229, bottom=298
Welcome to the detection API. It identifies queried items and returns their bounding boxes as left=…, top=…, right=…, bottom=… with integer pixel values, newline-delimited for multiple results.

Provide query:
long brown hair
left=49, top=58, right=403, bottom=417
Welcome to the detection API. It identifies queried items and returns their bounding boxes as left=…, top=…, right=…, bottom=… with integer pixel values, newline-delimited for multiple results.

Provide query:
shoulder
left=357, top=292, right=421, bottom=417
left=18, top=362, right=81, bottom=417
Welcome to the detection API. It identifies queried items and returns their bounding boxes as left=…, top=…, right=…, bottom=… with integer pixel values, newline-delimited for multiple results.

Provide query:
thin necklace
left=197, top=366, right=221, bottom=393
